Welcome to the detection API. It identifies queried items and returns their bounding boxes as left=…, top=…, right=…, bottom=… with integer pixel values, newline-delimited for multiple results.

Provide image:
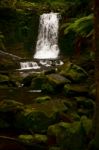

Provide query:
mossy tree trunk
left=94, top=0, right=99, bottom=149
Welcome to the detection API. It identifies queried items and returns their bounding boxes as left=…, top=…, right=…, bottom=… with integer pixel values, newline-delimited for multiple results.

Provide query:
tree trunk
left=93, top=0, right=99, bottom=149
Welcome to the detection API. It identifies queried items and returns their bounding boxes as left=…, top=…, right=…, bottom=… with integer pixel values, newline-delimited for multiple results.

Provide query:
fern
left=62, top=14, right=93, bottom=37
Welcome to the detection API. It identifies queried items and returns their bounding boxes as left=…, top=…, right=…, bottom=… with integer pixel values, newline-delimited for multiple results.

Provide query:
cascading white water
left=34, top=12, right=60, bottom=59
left=19, top=62, right=40, bottom=70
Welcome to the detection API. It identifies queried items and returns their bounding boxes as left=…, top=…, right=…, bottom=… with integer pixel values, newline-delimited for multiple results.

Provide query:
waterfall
left=34, top=12, right=60, bottom=59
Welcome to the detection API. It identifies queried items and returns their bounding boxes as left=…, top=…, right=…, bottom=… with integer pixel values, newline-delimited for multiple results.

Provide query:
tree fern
left=62, top=14, right=93, bottom=37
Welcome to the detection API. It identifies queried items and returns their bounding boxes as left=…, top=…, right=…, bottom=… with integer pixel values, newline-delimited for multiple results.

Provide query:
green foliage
left=0, top=0, right=17, bottom=8
left=0, top=32, right=5, bottom=50
left=62, top=14, right=93, bottom=37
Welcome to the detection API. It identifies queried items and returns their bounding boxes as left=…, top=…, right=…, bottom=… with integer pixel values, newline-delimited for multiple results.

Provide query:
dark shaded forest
left=0, top=0, right=99, bottom=150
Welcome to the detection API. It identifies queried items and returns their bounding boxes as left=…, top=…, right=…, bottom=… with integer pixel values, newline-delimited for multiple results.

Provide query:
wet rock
left=0, top=74, right=9, bottom=82
left=0, top=100, right=24, bottom=127
left=0, top=100, right=24, bottom=113
left=60, top=62, right=88, bottom=83
left=89, top=84, right=96, bottom=99
left=18, top=134, right=34, bottom=144
left=14, top=107, right=60, bottom=133
left=47, top=121, right=86, bottom=150
left=64, top=84, right=89, bottom=96
left=34, top=96, right=51, bottom=103
left=75, top=97, right=95, bottom=110
left=33, top=134, right=48, bottom=143
left=47, top=73, right=71, bottom=87
left=80, top=116, right=92, bottom=136
left=49, top=147, right=61, bottom=150
left=22, top=74, right=37, bottom=87
left=31, top=74, right=55, bottom=94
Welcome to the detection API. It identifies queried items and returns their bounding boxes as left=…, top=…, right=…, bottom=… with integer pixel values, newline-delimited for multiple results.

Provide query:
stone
left=64, top=84, right=89, bottom=96
left=15, top=109, right=50, bottom=133
left=60, top=62, right=88, bottom=83
left=34, top=96, right=51, bottom=103
left=18, top=134, right=34, bottom=144
left=47, top=121, right=86, bottom=150
left=0, top=100, right=24, bottom=113
left=47, top=73, right=71, bottom=86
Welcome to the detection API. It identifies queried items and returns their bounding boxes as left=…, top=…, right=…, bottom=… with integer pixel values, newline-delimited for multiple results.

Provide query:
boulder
left=15, top=109, right=51, bottom=133
left=49, top=147, right=61, bottom=150
left=34, top=96, right=51, bottom=103
left=18, top=134, right=34, bottom=144
left=31, top=74, right=55, bottom=94
left=47, top=121, right=86, bottom=150
left=0, top=100, right=24, bottom=113
left=64, top=84, right=89, bottom=96
left=18, top=134, right=48, bottom=145
left=75, top=97, right=95, bottom=110
left=60, top=62, right=88, bottom=83
left=46, top=73, right=71, bottom=88
left=0, top=100, right=24, bottom=127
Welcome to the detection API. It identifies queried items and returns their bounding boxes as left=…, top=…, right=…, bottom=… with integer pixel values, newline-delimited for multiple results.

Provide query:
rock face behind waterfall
left=34, top=12, right=60, bottom=59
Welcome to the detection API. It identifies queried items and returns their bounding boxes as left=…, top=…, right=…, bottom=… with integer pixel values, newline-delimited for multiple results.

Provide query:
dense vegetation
left=0, top=0, right=99, bottom=150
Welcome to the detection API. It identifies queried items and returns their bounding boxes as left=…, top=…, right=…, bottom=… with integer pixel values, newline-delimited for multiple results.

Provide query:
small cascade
left=34, top=12, right=60, bottom=59
left=19, top=62, right=40, bottom=70
left=18, top=60, right=63, bottom=71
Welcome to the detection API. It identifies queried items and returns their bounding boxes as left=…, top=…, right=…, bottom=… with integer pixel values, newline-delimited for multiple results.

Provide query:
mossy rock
left=34, top=96, right=51, bottom=103
left=0, top=100, right=24, bottom=113
left=31, top=74, right=55, bottom=94
left=48, top=121, right=86, bottom=150
left=18, top=133, right=48, bottom=145
left=0, top=74, right=9, bottom=82
left=77, top=108, right=93, bottom=117
left=89, top=84, right=96, bottom=99
left=18, top=134, right=34, bottom=144
left=64, top=84, right=89, bottom=96
left=60, top=63, right=88, bottom=83
left=80, top=116, right=92, bottom=136
left=22, top=74, right=37, bottom=87
left=75, top=96, right=95, bottom=110
left=47, top=73, right=71, bottom=87
left=0, top=100, right=24, bottom=127
left=14, top=108, right=58, bottom=133
left=49, top=147, right=61, bottom=150
left=33, top=134, right=48, bottom=143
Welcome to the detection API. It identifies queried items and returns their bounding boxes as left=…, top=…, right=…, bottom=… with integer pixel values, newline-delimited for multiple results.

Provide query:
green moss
left=48, top=121, right=86, bottom=150
left=18, top=134, right=34, bottom=144
left=34, top=96, right=51, bottom=103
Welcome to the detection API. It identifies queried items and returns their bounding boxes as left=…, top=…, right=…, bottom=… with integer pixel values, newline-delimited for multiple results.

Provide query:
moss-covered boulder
left=14, top=106, right=61, bottom=133
left=47, top=121, right=86, bottom=150
left=60, top=62, right=88, bottom=83
left=18, top=134, right=48, bottom=145
left=64, top=84, right=89, bottom=96
left=46, top=73, right=71, bottom=88
left=34, top=96, right=51, bottom=103
left=75, top=96, right=95, bottom=110
left=74, top=97, right=95, bottom=117
left=0, top=100, right=24, bottom=127
left=0, top=74, right=9, bottom=82
left=46, top=116, right=92, bottom=150
left=31, top=74, right=55, bottom=94
left=49, top=147, right=61, bottom=150
left=18, top=134, right=34, bottom=144
left=0, top=73, right=20, bottom=88
left=0, top=100, right=24, bottom=113
left=89, top=84, right=96, bottom=99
